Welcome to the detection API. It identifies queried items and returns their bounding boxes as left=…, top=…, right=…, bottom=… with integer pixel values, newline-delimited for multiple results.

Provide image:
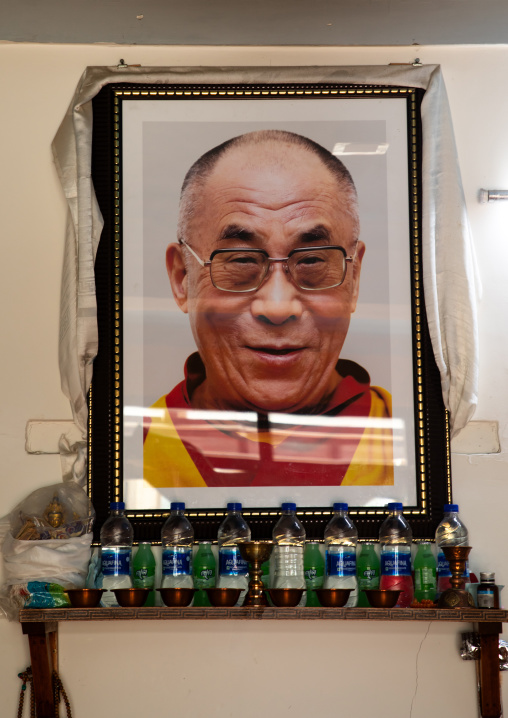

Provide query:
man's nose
left=250, top=263, right=304, bottom=325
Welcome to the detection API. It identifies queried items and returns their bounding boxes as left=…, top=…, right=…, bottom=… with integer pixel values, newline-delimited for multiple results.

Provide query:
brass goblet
left=438, top=545, right=475, bottom=608
left=239, top=541, right=274, bottom=607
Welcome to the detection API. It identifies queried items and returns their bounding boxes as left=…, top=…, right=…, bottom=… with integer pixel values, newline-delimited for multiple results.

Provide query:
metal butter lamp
left=239, top=541, right=274, bottom=606
left=438, top=545, right=475, bottom=608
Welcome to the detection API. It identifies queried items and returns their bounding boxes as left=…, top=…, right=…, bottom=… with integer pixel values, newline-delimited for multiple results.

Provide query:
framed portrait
left=89, top=80, right=450, bottom=542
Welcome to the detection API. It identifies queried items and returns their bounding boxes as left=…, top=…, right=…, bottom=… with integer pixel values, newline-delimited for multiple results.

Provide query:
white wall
left=1, top=42, right=507, bottom=717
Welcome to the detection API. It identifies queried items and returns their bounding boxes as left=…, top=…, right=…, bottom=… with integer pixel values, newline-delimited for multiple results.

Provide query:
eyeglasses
left=179, top=240, right=354, bottom=293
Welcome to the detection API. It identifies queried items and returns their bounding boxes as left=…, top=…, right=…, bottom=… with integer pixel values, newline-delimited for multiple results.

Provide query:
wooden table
left=20, top=606, right=508, bottom=717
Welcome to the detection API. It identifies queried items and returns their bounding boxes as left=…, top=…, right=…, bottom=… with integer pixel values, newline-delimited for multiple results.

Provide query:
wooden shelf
left=19, top=606, right=508, bottom=623
left=20, top=606, right=507, bottom=718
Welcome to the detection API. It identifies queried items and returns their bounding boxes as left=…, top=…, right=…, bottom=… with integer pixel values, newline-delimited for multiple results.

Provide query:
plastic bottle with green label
left=193, top=541, right=216, bottom=607
left=304, top=541, right=324, bottom=606
left=132, top=542, right=156, bottom=606
left=357, top=543, right=380, bottom=607
left=413, top=542, right=437, bottom=602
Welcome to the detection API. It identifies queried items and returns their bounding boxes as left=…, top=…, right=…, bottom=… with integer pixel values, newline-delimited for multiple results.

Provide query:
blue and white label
left=219, top=547, right=248, bottom=576
left=101, top=548, right=131, bottom=576
left=326, top=549, right=356, bottom=577
left=381, top=549, right=411, bottom=576
left=162, top=547, right=192, bottom=576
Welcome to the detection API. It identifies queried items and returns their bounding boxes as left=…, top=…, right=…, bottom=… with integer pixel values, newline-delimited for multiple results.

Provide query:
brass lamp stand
left=239, top=541, right=273, bottom=607
left=438, top=545, right=475, bottom=608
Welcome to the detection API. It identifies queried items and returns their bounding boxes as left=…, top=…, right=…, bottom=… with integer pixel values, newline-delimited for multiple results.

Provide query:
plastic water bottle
left=435, top=504, right=469, bottom=596
left=132, top=542, right=156, bottom=606
left=193, top=541, right=216, bottom=607
left=217, top=503, right=251, bottom=606
left=323, top=503, right=358, bottom=607
left=356, top=543, right=380, bottom=607
left=161, top=502, right=194, bottom=589
left=100, top=502, right=134, bottom=607
left=304, top=541, right=324, bottom=607
left=379, top=502, right=414, bottom=607
left=413, top=542, right=437, bottom=603
left=272, top=503, right=306, bottom=598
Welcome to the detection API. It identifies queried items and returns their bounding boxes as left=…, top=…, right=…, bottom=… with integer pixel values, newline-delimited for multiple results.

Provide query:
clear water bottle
left=217, top=503, right=251, bottom=606
left=435, top=503, right=469, bottom=596
left=379, top=502, right=413, bottom=607
left=323, top=502, right=358, bottom=607
left=100, top=501, right=134, bottom=607
left=272, top=503, right=306, bottom=596
left=161, top=502, right=194, bottom=589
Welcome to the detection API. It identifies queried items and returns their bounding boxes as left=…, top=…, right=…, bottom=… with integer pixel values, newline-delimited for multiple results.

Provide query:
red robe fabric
left=143, top=353, right=393, bottom=488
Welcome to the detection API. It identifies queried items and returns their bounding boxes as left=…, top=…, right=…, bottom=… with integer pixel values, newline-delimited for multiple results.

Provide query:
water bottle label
left=437, top=551, right=452, bottom=578
left=437, top=551, right=469, bottom=579
left=219, top=548, right=248, bottom=576
left=381, top=550, right=411, bottom=576
left=101, top=548, right=131, bottom=576
left=326, top=549, right=356, bottom=577
left=162, top=548, right=192, bottom=576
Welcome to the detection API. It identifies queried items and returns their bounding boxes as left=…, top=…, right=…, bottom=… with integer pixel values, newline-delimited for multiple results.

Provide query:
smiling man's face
left=167, top=140, right=365, bottom=413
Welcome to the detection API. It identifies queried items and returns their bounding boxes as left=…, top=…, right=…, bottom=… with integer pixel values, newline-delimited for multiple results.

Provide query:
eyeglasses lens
left=210, top=248, right=346, bottom=292
left=288, top=248, right=346, bottom=290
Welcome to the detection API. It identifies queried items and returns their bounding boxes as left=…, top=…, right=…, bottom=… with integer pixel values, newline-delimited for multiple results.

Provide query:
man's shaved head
left=177, top=129, right=359, bottom=248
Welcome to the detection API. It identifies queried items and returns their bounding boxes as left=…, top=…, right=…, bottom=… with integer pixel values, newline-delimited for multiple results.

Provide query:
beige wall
left=1, top=42, right=507, bottom=717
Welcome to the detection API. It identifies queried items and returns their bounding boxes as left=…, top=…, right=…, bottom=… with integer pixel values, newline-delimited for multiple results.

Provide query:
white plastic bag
left=0, top=481, right=94, bottom=619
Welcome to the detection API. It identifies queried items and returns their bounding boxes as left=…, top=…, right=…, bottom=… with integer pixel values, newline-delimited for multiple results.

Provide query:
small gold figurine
left=43, top=496, right=65, bottom=529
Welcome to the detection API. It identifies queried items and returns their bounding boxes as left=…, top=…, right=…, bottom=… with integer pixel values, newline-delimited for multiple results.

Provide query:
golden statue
left=43, top=496, right=65, bottom=529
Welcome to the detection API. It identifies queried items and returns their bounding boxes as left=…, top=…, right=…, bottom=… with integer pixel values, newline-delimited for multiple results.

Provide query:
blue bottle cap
left=110, top=501, right=125, bottom=510
left=333, top=502, right=348, bottom=511
left=281, top=502, right=297, bottom=511
left=387, top=502, right=403, bottom=510
left=227, top=502, right=242, bottom=511
left=444, top=504, right=459, bottom=512
left=171, top=501, right=185, bottom=511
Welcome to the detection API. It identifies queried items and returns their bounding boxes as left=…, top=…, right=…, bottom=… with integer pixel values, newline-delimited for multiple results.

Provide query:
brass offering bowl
left=363, top=589, right=401, bottom=608
left=205, top=588, right=242, bottom=607
left=157, top=587, right=196, bottom=607
left=112, top=588, right=151, bottom=607
left=267, top=588, right=304, bottom=607
left=66, top=588, right=105, bottom=608
left=314, top=588, right=352, bottom=608
left=239, top=541, right=274, bottom=607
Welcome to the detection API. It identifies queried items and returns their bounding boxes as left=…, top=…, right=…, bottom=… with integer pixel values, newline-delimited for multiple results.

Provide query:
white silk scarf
left=52, top=64, right=479, bottom=485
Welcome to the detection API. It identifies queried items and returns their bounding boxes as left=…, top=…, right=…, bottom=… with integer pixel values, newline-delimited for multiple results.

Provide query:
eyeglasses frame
left=179, top=239, right=354, bottom=293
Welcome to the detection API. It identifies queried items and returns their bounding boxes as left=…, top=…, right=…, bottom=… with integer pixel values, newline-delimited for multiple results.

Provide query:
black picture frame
left=89, top=80, right=451, bottom=544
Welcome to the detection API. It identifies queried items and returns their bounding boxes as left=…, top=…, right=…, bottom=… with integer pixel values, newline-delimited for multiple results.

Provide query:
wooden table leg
left=478, top=622, right=503, bottom=718
left=21, top=621, right=58, bottom=718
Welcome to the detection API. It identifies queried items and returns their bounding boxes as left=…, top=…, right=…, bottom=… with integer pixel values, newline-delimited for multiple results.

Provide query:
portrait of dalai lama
left=143, top=129, right=393, bottom=489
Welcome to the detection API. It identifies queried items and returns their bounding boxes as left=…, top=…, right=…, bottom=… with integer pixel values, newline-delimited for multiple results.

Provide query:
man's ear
left=166, top=243, right=189, bottom=313
left=349, top=240, right=365, bottom=314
